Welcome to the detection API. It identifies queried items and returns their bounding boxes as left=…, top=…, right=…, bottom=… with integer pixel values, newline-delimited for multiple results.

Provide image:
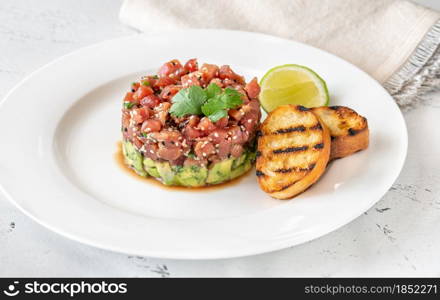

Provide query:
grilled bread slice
left=312, top=106, right=369, bottom=160
left=256, top=105, right=331, bottom=199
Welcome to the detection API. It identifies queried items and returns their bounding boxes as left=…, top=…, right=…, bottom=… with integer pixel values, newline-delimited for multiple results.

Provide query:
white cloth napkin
left=120, top=0, right=440, bottom=108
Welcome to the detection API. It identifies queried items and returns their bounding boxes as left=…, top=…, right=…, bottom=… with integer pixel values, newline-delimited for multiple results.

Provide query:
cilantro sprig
left=169, top=85, right=207, bottom=117
left=169, top=83, right=243, bottom=122
left=202, top=87, right=243, bottom=122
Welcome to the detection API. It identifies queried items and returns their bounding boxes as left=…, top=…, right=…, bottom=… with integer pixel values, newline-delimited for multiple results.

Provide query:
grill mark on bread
left=314, top=143, right=324, bottom=149
left=274, top=125, right=306, bottom=134
left=279, top=180, right=300, bottom=191
left=266, top=123, right=322, bottom=136
left=265, top=180, right=300, bottom=193
left=273, top=145, right=308, bottom=154
left=297, top=105, right=310, bottom=111
left=348, top=128, right=358, bottom=136
left=310, top=123, right=322, bottom=130
left=275, top=167, right=307, bottom=173
left=329, top=106, right=342, bottom=110
left=256, top=170, right=265, bottom=177
left=347, top=126, right=367, bottom=136
left=274, top=163, right=316, bottom=174
left=256, top=150, right=262, bottom=157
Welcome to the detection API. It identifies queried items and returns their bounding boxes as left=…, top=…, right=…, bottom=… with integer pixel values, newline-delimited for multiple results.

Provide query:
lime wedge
left=259, top=64, right=329, bottom=112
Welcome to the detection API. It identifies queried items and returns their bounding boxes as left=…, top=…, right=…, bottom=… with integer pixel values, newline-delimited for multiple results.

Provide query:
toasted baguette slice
left=256, top=105, right=331, bottom=200
left=311, top=106, right=369, bottom=160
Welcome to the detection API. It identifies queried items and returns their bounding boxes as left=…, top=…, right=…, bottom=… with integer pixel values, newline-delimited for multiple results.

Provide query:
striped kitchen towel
left=120, top=0, right=440, bottom=109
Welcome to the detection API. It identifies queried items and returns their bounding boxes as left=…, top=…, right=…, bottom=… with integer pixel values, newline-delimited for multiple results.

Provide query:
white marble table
left=0, top=0, right=439, bottom=277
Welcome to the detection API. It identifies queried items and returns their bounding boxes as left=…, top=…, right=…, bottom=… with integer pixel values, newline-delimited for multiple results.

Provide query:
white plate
left=0, top=30, right=407, bottom=259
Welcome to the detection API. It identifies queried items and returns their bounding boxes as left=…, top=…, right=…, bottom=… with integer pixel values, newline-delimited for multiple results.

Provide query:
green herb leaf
left=200, top=97, right=224, bottom=116
left=207, top=109, right=228, bottom=122
left=169, top=86, right=208, bottom=117
left=201, top=88, right=243, bottom=122
left=124, top=102, right=135, bottom=109
left=186, top=151, right=196, bottom=158
left=141, top=132, right=148, bottom=137
left=173, top=165, right=184, bottom=173
left=142, top=81, right=150, bottom=86
left=222, top=88, right=243, bottom=107
left=190, top=165, right=200, bottom=172
left=206, top=83, right=222, bottom=99
left=169, top=84, right=243, bottom=121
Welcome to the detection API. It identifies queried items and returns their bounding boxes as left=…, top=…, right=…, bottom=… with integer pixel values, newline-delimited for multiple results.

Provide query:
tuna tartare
left=121, top=59, right=261, bottom=187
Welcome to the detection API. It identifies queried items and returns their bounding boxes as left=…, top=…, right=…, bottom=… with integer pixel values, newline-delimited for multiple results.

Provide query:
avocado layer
left=206, top=158, right=234, bottom=184
left=122, top=141, right=254, bottom=187
left=123, top=141, right=147, bottom=176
